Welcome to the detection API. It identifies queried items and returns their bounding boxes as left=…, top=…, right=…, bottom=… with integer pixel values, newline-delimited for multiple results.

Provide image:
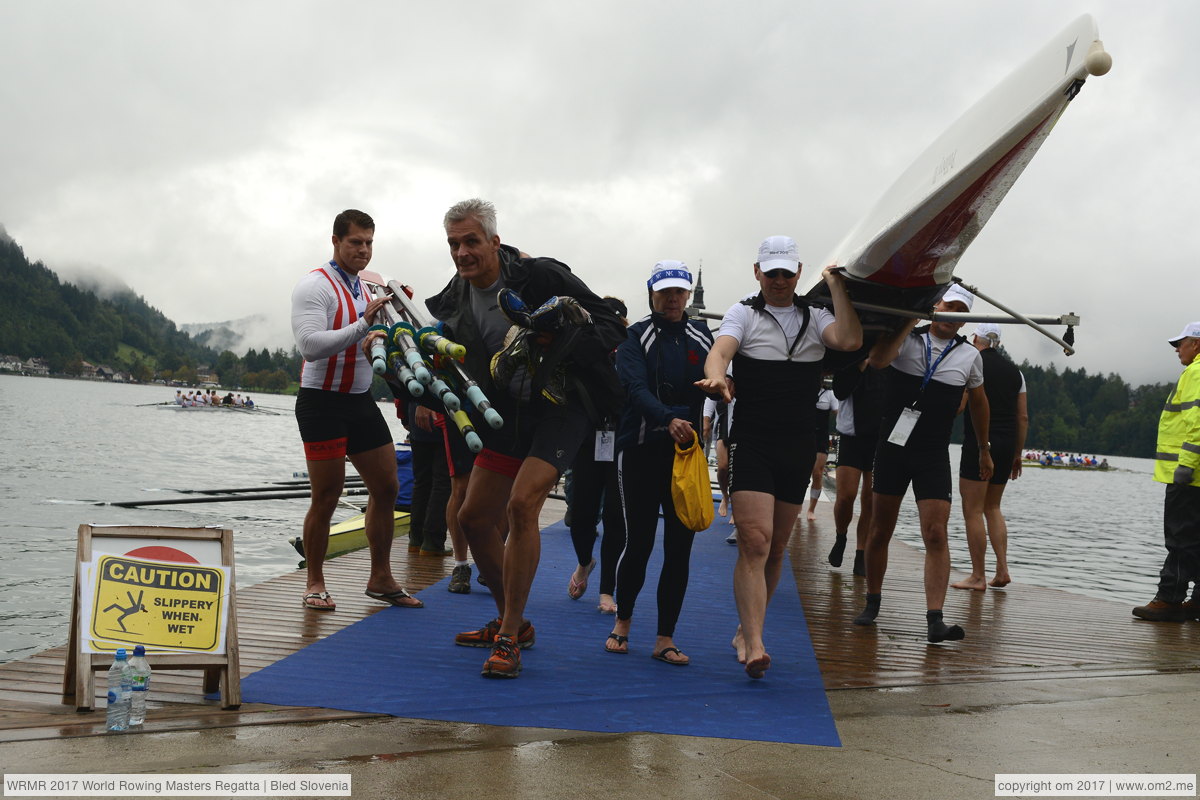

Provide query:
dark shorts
left=872, top=442, right=952, bottom=502
left=295, top=388, right=394, bottom=461
left=728, top=435, right=814, bottom=505
left=473, top=398, right=590, bottom=479
left=838, top=432, right=878, bottom=472
left=960, top=436, right=1017, bottom=485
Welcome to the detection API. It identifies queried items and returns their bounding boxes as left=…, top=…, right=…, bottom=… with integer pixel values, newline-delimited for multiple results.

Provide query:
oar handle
left=368, top=325, right=391, bottom=375
left=417, top=326, right=467, bottom=361
left=388, top=352, right=425, bottom=397
left=450, top=409, right=483, bottom=453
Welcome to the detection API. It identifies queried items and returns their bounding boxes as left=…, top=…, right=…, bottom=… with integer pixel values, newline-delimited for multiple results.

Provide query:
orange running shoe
left=454, top=618, right=535, bottom=649
left=481, top=634, right=522, bottom=678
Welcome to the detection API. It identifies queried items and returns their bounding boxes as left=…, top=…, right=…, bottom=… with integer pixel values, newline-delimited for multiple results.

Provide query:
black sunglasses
left=762, top=268, right=797, bottom=279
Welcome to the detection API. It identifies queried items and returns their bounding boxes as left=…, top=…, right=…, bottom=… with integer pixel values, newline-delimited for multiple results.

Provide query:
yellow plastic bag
left=671, top=430, right=714, bottom=532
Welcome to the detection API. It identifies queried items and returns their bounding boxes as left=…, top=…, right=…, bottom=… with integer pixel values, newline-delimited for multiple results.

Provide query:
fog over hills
left=180, top=314, right=293, bottom=355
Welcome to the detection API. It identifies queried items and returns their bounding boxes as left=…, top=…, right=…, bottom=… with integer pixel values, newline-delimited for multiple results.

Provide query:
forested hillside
left=1017, top=360, right=1170, bottom=460
left=0, top=234, right=300, bottom=389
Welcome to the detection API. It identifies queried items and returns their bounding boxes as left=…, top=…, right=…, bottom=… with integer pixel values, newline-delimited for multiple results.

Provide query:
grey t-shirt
left=470, top=276, right=532, bottom=401
left=470, top=278, right=511, bottom=355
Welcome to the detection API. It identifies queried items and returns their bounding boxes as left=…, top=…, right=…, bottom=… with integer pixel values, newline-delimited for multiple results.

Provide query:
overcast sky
left=1, top=1, right=1195, bottom=385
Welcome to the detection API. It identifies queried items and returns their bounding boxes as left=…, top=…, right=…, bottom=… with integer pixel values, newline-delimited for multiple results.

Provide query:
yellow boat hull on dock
left=289, top=510, right=410, bottom=562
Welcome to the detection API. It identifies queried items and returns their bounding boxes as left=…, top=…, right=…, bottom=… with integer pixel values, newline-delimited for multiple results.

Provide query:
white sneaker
left=725, top=529, right=737, bottom=545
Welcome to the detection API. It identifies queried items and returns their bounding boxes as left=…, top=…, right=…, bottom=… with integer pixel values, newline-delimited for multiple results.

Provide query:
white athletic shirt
left=716, top=300, right=835, bottom=361
left=892, top=332, right=984, bottom=389
left=816, top=387, right=839, bottom=413
left=291, top=262, right=373, bottom=394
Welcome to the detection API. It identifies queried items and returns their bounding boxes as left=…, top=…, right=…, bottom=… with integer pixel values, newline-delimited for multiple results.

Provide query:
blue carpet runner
left=243, top=513, right=840, bottom=746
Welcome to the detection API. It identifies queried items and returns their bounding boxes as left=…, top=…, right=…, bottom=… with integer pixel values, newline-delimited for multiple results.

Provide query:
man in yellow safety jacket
left=1133, top=321, right=1200, bottom=622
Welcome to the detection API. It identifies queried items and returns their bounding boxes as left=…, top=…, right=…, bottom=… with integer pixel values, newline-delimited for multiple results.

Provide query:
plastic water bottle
left=128, top=645, right=151, bottom=726
left=105, top=649, right=132, bottom=732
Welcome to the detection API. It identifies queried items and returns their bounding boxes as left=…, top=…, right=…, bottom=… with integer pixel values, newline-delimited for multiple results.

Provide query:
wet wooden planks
left=1, top=499, right=1197, bottom=743
left=0, top=542, right=459, bottom=743
left=789, top=514, right=1200, bottom=689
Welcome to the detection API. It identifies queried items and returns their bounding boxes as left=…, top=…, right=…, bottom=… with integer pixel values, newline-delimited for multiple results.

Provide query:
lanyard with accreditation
left=887, top=333, right=959, bottom=446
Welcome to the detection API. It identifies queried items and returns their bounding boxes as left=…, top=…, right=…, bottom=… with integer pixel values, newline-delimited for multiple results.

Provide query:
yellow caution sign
left=89, top=554, right=226, bottom=652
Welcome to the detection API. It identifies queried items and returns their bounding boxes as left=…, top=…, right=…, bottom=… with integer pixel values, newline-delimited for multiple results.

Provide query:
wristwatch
left=980, top=442, right=991, bottom=450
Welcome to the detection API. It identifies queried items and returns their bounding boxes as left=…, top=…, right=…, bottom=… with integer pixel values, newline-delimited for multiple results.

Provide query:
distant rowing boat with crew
left=142, top=401, right=279, bottom=415
left=155, top=403, right=268, bottom=413
left=1022, top=453, right=1111, bottom=471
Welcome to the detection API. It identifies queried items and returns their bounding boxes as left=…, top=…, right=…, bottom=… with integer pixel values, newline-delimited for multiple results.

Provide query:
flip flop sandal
left=364, top=588, right=424, bottom=608
left=604, top=632, right=629, bottom=654
left=651, top=646, right=690, bottom=666
left=302, top=591, right=336, bottom=611
left=567, top=558, right=596, bottom=600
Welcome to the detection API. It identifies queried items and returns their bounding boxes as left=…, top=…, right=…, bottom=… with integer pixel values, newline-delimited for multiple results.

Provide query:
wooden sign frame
left=63, top=524, right=242, bottom=710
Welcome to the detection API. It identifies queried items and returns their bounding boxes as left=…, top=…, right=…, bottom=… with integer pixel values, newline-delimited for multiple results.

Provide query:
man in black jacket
left=425, top=198, right=625, bottom=678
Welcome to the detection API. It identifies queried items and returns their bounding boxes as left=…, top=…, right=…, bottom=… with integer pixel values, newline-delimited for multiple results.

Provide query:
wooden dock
left=2, top=500, right=1197, bottom=743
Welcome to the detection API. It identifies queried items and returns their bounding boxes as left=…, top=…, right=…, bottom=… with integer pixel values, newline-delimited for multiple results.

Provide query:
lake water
left=0, top=374, right=411, bottom=663
left=0, top=374, right=1170, bottom=663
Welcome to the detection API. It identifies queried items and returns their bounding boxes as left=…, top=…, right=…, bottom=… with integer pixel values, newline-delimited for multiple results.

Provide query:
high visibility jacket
left=1154, top=358, right=1200, bottom=486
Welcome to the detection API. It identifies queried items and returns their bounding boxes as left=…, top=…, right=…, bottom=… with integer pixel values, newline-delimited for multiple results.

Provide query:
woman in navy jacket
left=604, top=261, right=714, bottom=665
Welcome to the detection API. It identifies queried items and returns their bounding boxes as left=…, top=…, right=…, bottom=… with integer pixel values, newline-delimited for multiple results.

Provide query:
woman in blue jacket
left=604, top=261, right=713, bottom=665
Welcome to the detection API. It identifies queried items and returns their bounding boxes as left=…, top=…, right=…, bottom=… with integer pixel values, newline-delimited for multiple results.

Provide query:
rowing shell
left=289, top=510, right=411, bottom=564
left=804, top=14, right=1111, bottom=325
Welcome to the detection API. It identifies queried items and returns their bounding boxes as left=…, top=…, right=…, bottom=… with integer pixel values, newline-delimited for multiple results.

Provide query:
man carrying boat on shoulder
left=425, top=198, right=626, bottom=678
left=1133, top=321, right=1200, bottom=622
left=696, top=236, right=862, bottom=679
left=290, top=208, right=422, bottom=613
left=854, top=285, right=991, bottom=642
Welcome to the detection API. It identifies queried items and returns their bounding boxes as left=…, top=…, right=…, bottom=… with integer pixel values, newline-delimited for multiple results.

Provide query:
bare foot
left=731, top=625, right=747, bottom=664
left=806, top=509, right=817, bottom=521
left=597, top=593, right=617, bottom=614
left=718, top=498, right=728, bottom=517
left=745, top=652, right=771, bottom=679
left=951, top=576, right=988, bottom=591
left=990, top=573, right=1012, bottom=588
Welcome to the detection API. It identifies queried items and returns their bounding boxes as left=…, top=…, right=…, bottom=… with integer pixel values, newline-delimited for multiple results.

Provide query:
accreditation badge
left=594, top=429, right=615, bottom=462
left=887, top=407, right=921, bottom=447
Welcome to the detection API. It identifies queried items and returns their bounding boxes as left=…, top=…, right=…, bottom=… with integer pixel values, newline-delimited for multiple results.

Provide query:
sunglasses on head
left=762, top=268, right=797, bottom=279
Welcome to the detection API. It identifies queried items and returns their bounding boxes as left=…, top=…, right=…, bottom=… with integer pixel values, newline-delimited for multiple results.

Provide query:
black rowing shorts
left=872, top=442, right=952, bottom=502
left=295, top=388, right=393, bottom=461
left=837, top=432, right=878, bottom=473
left=960, top=436, right=1016, bottom=485
left=728, top=435, right=815, bottom=506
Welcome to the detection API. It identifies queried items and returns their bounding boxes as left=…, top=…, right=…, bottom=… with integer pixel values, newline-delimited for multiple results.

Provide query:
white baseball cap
left=647, top=260, right=693, bottom=291
left=756, top=235, right=801, bottom=274
left=973, top=322, right=1002, bottom=342
left=1168, top=321, right=1200, bottom=347
left=940, top=284, right=975, bottom=311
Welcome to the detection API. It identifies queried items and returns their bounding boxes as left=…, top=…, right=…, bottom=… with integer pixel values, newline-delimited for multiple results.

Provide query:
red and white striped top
left=291, top=262, right=372, bottom=394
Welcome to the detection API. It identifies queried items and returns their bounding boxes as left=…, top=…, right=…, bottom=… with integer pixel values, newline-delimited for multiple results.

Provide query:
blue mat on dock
left=243, top=514, right=840, bottom=747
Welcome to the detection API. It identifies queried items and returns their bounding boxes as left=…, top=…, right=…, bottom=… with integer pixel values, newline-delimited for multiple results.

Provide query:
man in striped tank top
left=290, top=209, right=423, bottom=613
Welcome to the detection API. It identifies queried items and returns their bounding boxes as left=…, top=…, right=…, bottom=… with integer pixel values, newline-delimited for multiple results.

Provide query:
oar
left=103, top=487, right=371, bottom=508
left=174, top=477, right=365, bottom=495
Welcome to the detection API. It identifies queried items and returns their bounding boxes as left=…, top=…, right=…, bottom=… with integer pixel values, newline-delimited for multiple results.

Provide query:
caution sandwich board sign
left=85, top=553, right=229, bottom=653
left=64, top=525, right=242, bottom=711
